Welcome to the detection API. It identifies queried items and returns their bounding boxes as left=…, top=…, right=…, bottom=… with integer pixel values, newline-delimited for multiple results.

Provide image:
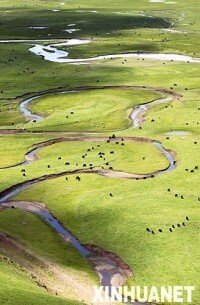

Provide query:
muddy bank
left=1, top=200, right=90, bottom=257
left=0, top=200, right=134, bottom=291
left=86, top=244, right=133, bottom=278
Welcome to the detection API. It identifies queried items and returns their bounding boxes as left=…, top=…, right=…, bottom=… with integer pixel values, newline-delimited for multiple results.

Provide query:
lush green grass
left=0, top=49, right=199, bottom=133
left=37, top=140, right=169, bottom=174
left=143, top=99, right=200, bottom=135
left=26, top=88, right=161, bottom=132
left=0, top=134, right=168, bottom=192
left=0, top=0, right=199, bottom=105
left=0, top=0, right=200, bottom=304
left=13, top=135, right=200, bottom=305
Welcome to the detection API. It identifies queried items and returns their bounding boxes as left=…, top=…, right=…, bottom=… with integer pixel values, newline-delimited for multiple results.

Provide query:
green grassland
left=13, top=135, right=200, bottom=304
left=0, top=135, right=168, bottom=192
left=0, top=0, right=200, bottom=304
left=26, top=88, right=160, bottom=132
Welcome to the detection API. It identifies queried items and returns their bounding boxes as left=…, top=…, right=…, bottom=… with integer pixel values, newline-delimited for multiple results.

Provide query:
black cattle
left=177, top=224, right=181, bottom=228
left=76, top=176, right=81, bottom=181
left=65, top=162, right=70, bottom=165
left=158, top=229, right=163, bottom=233
left=110, top=193, right=113, bottom=197
left=169, top=228, right=173, bottom=232
left=146, top=228, right=151, bottom=232
left=186, top=216, right=189, bottom=221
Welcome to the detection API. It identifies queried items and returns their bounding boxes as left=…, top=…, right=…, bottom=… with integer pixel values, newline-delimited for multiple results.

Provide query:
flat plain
left=0, top=0, right=199, bottom=304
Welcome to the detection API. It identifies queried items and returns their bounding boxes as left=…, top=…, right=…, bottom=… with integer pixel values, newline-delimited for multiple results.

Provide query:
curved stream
left=0, top=85, right=176, bottom=302
left=1, top=37, right=194, bottom=64
left=0, top=192, right=147, bottom=304
left=0, top=38, right=184, bottom=303
left=0, top=30, right=190, bottom=304
left=20, top=89, right=76, bottom=123
left=29, top=41, right=200, bottom=64
left=0, top=170, right=153, bottom=305
left=0, top=199, right=128, bottom=295
left=19, top=85, right=177, bottom=124
left=20, top=95, right=44, bottom=123
left=130, top=96, right=173, bottom=127
left=0, top=136, right=176, bottom=179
